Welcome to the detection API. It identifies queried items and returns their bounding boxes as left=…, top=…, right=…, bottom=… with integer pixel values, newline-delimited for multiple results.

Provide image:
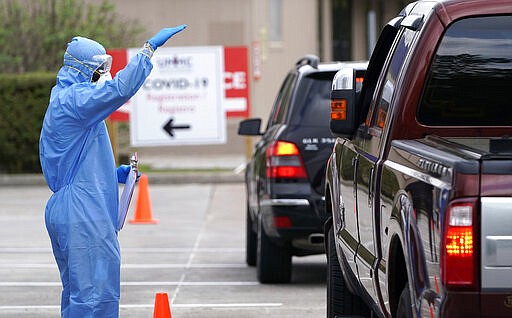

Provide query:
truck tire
left=246, top=206, right=257, bottom=266
left=257, top=215, right=292, bottom=283
left=396, top=283, right=413, bottom=318
left=327, top=226, right=371, bottom=317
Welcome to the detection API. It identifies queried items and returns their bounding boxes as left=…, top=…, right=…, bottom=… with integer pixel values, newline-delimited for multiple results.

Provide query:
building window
left=332, top=0, right=352, bottom=60
left=269, top=0, right=282, bottom=42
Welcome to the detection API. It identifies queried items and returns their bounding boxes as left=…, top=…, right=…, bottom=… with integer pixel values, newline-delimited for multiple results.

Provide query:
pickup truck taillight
left=266, top=141, right=307, bottom=179
left=441, top=198, right=478, bottom=289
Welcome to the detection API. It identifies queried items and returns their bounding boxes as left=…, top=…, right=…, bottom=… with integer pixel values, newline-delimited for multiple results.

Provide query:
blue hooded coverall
left=39, top=37, right=153, bottom=317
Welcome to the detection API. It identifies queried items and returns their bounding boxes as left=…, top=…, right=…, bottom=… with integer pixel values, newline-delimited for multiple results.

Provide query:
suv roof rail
left=296, top=55, right=319, bottom=69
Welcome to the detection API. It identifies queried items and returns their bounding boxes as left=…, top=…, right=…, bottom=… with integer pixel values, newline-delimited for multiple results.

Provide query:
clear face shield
left=91, top=54, right=113, bottom=83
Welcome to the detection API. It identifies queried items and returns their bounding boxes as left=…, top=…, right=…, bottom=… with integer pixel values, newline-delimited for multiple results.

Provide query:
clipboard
left=117, top=153, right=138, bottom=231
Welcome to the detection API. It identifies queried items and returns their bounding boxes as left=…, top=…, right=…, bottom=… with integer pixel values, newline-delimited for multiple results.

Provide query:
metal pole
left=106, top=118, right=119, bottom=166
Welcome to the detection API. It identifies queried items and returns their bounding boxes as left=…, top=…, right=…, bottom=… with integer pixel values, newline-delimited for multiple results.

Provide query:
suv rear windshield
left=289, top=71, right=336, bottom=127
left=418, top=15, right=512, bottom=126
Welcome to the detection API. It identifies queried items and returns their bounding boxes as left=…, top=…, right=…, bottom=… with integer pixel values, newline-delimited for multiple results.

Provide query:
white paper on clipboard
left=117, top=153, right=138, bottom=231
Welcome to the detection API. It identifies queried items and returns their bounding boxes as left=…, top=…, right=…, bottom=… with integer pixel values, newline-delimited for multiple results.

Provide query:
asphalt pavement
left=0, top=182, right=326, bottom=318
left=0, top=124, right=330, bottom=317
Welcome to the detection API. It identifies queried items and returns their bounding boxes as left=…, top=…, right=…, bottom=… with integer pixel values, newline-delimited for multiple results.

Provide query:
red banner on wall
left=224, top=46, right=250, bottom=118
left=107, top=48, right=129, bottom=121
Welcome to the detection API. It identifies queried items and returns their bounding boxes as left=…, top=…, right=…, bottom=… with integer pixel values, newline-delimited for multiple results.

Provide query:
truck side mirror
left=238, top=118, right=263, bottom=136
left=330, top=88, right=357, bottom=137
left=330, top=66, right=367, bottom=138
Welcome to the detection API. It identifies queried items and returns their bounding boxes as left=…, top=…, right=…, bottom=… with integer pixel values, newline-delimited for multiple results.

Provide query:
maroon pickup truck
left=324, top=1, right=512, bottom=317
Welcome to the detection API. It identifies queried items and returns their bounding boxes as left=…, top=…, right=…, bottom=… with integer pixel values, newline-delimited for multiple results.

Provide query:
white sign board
left=129, top=46, right=225, bottom=146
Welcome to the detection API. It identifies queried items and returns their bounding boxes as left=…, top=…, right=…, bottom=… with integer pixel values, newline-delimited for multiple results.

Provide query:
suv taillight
left=266, top=141, right=307, bottom=179
left=441, top=198, right=478, bottom=289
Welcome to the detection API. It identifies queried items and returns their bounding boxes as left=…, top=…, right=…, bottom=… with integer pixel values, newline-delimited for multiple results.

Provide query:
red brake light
left=274, top=216, right=292, bottom=228
left=266, top=141, right=307, bottom=179
left=441, top=199, right=477, bottom=289
left=445, top=227, right=473, bottom=256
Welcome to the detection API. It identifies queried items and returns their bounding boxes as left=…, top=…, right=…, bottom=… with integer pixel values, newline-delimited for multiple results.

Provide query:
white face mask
left=89, top=54, right=113, bottom=83
left=96, top=72, right=112, bottom=84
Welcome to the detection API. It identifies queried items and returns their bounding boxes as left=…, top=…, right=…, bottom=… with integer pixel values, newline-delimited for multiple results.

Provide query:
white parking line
left=0, top=303, right=283, bottom=310
left=0, top=247, right=244, bottom=253
left=122, top=247, right=245, bottom=253
left=0, top=281, right=260, bottom=287
left=171, top=218, right=206, bottom=304
left=0, top=247, right=51, bottom=253
left=0, top=282, right=62, bottom=287
left=0, top=264, right=56, bottom=268
left=0, top=263, right=247, bottom=269
left=172, top=303, right=283, bottom=308
left=123, top=263, right=247, bottom=269
left=170, top=187, right=218, bottom=305
left=0, top=305, right=59, bottom=310
left=123, top=281, right=260, bottom=286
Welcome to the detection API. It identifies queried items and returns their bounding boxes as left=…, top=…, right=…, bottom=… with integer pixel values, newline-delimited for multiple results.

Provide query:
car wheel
left=257, top=215, right=291, bottom=283
left=246, top=205, right=257, bottom=266
left=327, top=226, right=371, bottom=318
left=396, top=282, right=413, bottom=318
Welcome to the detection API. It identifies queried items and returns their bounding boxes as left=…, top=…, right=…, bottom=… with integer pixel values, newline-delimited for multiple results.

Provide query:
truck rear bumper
left=438, top=291, right=512, bottom=317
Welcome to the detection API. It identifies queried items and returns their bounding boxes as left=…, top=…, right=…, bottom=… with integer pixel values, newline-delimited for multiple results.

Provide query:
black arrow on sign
left=162, top=117, right=191, bottom=137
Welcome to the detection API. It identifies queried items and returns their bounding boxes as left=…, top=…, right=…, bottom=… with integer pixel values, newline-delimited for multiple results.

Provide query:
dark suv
left=238, top=55, right=367, bottom=283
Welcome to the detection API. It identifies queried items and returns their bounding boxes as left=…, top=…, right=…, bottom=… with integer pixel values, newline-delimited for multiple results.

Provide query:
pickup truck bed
left=386, top=136, right=512, bottom=316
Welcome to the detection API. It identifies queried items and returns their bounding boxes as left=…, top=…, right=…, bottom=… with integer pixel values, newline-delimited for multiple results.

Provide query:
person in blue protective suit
left=39, top=25, right=186, bottom=318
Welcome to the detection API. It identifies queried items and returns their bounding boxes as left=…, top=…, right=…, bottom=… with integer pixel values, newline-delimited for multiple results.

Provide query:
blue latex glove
left=117, top=165, right=141, bottom=184
left=117, top=165, right=131, bottom=184
left=148, top=25, right=187, bottom=50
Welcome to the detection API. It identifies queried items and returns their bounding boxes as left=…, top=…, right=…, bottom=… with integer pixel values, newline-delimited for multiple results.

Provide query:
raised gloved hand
left=148, top=25, right=187, bottom=50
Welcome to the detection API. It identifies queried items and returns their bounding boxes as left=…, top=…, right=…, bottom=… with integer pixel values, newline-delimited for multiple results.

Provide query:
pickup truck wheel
left=396, top=283, right=412, bottom=318
left=327, top=226, right=370, bottom=317
left=246, top=206, right=257, bottom=266
left=257, top=215, right=292, bottom=283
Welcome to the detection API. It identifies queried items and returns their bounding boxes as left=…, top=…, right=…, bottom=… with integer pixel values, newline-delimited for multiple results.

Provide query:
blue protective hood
left=62, top=36, right=107, bottom=83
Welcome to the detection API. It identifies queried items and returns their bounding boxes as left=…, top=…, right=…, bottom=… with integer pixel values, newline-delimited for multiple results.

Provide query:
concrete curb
left=0, top=172, right=244, bottom=187
left=147, top=171, right=244, bottom=185
left=0, top=174, right=47, bottom=186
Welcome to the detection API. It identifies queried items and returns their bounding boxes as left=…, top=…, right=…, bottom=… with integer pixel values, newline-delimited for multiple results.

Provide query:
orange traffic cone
left=129, top=174, right=158, bottom=224
left=153, top=292, right=172, bottom=318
